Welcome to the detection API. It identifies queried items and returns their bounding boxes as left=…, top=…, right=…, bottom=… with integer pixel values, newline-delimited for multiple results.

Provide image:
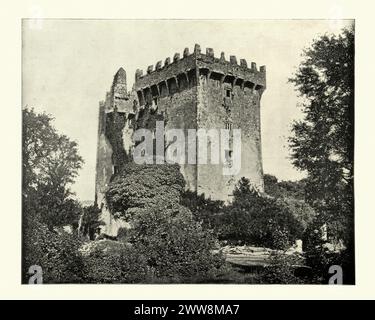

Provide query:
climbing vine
left=105, top=109, right=128, bottom=168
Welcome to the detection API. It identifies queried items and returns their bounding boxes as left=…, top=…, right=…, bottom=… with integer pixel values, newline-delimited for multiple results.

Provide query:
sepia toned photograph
left=22, top=19, right=354, bottom=284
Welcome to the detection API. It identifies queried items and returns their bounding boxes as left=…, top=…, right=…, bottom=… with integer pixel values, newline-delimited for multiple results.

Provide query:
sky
left=22, top=19, right=352, bottom=201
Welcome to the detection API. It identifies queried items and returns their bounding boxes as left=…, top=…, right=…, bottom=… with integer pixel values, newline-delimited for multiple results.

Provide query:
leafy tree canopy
left=288, top=25, right=354, bottom=244
left=23, top=106, right=84, bottom=228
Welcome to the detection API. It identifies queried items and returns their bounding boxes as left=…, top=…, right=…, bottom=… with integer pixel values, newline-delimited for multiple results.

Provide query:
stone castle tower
left=95, top=44, right=266, bottom=236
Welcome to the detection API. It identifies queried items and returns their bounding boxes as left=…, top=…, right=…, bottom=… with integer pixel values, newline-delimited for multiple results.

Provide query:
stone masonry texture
left=95, top=44, right=266, bottom=236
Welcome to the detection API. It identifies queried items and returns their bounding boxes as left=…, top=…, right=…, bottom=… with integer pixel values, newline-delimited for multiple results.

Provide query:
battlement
left=134, top=44, right=266, bottom=101
left=96, top=45, right=266, bottom=233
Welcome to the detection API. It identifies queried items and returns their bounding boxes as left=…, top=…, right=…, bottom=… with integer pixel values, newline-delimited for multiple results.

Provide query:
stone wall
left=95, top=44, right=266, bottom=235
left=196, top=70, right=264, bottom=201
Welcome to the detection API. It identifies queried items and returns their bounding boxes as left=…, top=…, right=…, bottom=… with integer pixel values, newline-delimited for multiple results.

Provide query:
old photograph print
left=22, top=20, right=354, bottom=284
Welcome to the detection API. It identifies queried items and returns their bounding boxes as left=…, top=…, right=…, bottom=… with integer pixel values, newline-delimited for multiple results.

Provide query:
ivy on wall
left=135, top=103, right=166, bottom=131
left=105, top=108, right=128, bottom=168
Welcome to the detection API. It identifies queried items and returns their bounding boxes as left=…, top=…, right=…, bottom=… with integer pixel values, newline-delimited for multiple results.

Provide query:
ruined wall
left=95, top=69, right=135, bottom=237
left=95, top=101, right=113, bottom=206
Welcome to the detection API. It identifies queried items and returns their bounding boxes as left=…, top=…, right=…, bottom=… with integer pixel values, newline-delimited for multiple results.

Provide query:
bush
left=263, top=174, right=316, bottom=233
left=104, top=162, right=225, bottom=283
left=302, top=217, right=353, bottom=284
left=260, top=252, right=304, bottom=284
left=264, top=174, right=307, bottom=201
left=181, top=190, right=224, bottom=228
left=23, top=216, right=84, bottom=283
left=80, top=204, right=103, bottom=240
left=82, top=241, right=152, bottom=283
left=213, top=178, right=304, bottom=249
left=129, top=205, right=225, bottom=283
left=106, top=163, right=185, bottom=217
left=277, top=197, right=316, bottom=232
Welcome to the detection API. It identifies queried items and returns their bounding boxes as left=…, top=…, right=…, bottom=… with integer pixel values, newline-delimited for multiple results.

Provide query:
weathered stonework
left=95, top=44, right=266, bottom=236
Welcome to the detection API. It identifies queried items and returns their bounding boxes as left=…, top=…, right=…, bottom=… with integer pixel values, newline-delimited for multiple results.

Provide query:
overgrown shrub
left=302, top=218, right=348, bottom=284
left=181, top=190, right=224, bottom=228
left=264, top=174, right=307, bottom=201
left=129, top=205, right=224, bottom=283
left=23, top=216, right=84, bottom=283
left=106, top=163, right=185, bottom=216
left=82, top=241, right=152, bottom=283
left=104, top=162, right=225, bottom=283
left=276, top=197, right=316, bottom=232
left=260, top=253, right=304, bottom=284
left=214, top=178, right=303, bottom=249
left=80, top=204, right=103, bottom=240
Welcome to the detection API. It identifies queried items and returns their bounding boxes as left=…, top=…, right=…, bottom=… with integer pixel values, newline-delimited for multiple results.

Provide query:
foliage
left=263, top=174, right=316, bottom=232
left=301, top=216, right=355, bottom=284
left=181, top=190, right=224, bottom=228
left=215, top=178, right=303, bottom=250
left=23, top=107, right=83, bottom=194
left=105, top=110, right=128, bottom=166
left=276, top=197, right=316, bottom=232
left=104, top=162, right=225, bottom=283
left=301, top=218, right=338, bottom=283
left=80, top=204, right=103, bottom=240
left=22, top=106, right=85, bottom=282
left=260, top=253, right=304, bottom=284
left=106, top=163, right=185, bottom=217
left=82, top=241, right=152, bottom=283
left=37, top=187, right=83, bottom=229
left=263, top=174, right=306, bottom=201
left=22, top=107, right=84, bottom=229
left=23, top=214, right=84, bottom=284
left=129, top=205, right=224, bottom=282
left=116, top=227, right=129, bottom=241
left=135, top=103, right=166, bottom=131
left=289, top=25, right=355, bottom=282
left=288, top=26, right=354, bottom=246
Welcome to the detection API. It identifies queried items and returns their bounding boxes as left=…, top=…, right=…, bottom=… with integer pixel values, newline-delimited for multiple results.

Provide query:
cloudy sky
left=22, top=19, right=351, bottom=201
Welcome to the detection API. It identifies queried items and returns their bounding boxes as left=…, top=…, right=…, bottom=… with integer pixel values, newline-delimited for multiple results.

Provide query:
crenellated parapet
left=134, top=44, right=266, bottom=105
left=96, top=45, right=266, bottom=235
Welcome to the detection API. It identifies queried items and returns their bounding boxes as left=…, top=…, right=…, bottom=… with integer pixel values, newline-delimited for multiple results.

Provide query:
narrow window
left=225, top=150, right=231, bottom=161
left=225, top=150, right=233, bottom=168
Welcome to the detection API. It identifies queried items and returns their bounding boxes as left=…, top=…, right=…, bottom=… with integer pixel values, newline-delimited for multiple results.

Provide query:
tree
left=216, top=178, right=303, bottom=249
left=22, top=107, right=84, bottom=228
left=22, top=107, right=84, bottom=282
left=263, top=174, right=316, bottom=232
left=289, top=25, right=355, bottom=283
left=288, top=26, right=354, bottom=245
left=263, top=174, right=306, bottom=201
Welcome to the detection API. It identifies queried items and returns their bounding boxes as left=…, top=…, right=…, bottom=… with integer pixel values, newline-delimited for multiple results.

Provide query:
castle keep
left=95, top=44, right=266, bottom=236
